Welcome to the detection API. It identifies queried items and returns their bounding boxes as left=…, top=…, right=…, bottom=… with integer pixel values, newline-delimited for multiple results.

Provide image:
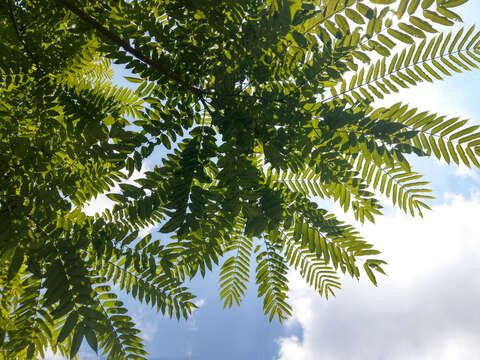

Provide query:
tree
left=1, top=0, right=479, bottom=358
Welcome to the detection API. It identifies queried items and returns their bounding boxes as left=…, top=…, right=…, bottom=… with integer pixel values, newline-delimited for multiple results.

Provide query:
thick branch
left=55, top=0, right=205, bottom=96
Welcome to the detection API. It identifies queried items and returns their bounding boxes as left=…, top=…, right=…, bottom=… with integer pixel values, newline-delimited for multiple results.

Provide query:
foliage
left=1, top=0, right=479, bottom=358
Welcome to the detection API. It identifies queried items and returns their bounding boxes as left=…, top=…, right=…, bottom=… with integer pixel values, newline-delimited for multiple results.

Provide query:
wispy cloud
left=455, top=164, right=480, bottom=182
left=186, top=298, right=206, bottom=331
left=375, top=78, right=473, bottom=121
left=131, top=304, right=161, bottom=343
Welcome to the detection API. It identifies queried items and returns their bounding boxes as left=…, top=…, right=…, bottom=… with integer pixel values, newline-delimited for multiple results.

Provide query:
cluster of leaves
left=1, top=0, right=479, bottom=358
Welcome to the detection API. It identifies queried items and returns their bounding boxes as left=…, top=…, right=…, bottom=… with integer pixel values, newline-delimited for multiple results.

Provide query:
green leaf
left=70, top=326, right=84, bottom=359
left=57, top=312, right=78, bottom=344
left=7, top=247, right=24, bottom=281
left=408, top=0, right=421, bottom=14
left=345, top=8, right=364, bottom=24
left=423, top=9, right=454, bottom=26
left=440, top=0, right=469, bottom=8
left=83, top=323, right=98, bottom=353
left=410, top=16, right=437, bottom=33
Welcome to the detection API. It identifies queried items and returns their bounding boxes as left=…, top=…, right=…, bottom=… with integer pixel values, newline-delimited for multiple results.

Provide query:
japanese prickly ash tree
left=1, top=0, right=480, bottom=358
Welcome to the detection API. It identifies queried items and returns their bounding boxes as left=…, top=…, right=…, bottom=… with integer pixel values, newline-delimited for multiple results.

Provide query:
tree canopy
left=1, top=0, right=480, bottom=358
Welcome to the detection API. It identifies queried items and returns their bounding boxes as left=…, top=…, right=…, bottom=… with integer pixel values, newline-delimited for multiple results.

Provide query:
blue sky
left=49, top=2, right=480, bottom=359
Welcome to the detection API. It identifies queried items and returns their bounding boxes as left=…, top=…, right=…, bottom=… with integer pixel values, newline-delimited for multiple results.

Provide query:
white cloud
left=276, top=192, right=480, bottom=360
left=185, top=343, right=193, bottom=358
left=276, top=336, right=309, bottom=360
left=455, top=164, right=480, bottom=182
left=131, top=305, right=160, bottom=343
left=194, top=298, right=206, bottom=308
left=187, top=298, right=206, bottom=331
left=374, top=79, right=473, bottom=121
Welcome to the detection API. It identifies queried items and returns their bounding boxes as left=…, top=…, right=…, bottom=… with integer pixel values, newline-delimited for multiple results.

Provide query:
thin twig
left=6, top=0, right=41, bottom=70
left=199, top=95, right=215, bottom=120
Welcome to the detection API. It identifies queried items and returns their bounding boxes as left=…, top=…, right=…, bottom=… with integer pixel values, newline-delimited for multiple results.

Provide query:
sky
left=46, top=2, right=480, bottom=359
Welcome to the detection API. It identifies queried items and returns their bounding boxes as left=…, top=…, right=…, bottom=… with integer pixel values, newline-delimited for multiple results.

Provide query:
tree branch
left=55, top=0, right=206, bottom=97
left=7, top=0, right=41, bottom=70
